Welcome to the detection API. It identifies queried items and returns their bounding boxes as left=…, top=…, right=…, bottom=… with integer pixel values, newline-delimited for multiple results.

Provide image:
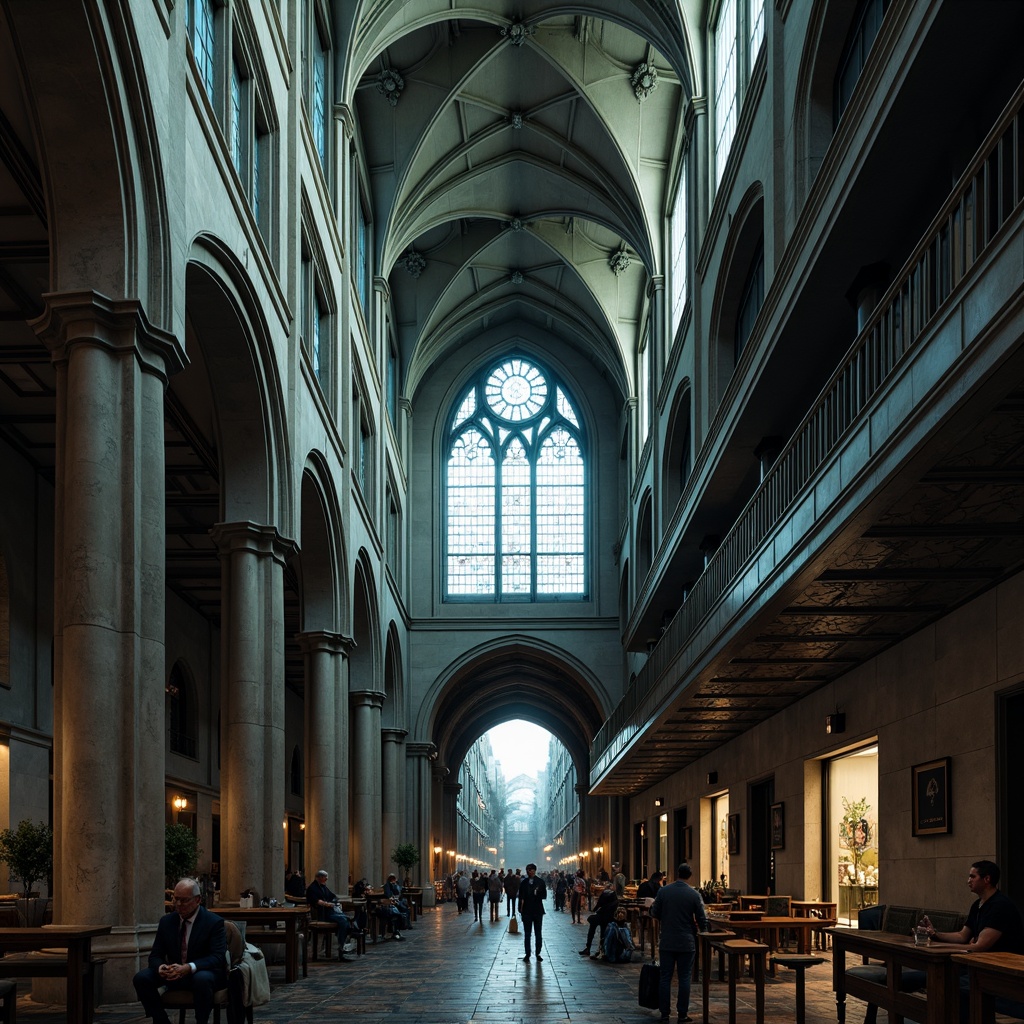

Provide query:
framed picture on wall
left=727, top=813, right=740, bottom=855
left=770, top=801, right=785, bottom=850
left=912, top=757, right=952, bottom=836
left=682, top=825, right=693, bottom=861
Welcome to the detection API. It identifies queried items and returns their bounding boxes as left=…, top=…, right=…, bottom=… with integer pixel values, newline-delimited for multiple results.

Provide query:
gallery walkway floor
left=13, top=902, right=857, bottom=1023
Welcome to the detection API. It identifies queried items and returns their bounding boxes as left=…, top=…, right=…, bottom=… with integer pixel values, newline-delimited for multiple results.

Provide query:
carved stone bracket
left=376, top=67, right=404, bottom=106
left=631, top=62, right=659, bottom=101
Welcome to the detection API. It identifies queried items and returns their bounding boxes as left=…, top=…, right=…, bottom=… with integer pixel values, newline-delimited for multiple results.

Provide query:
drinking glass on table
left=913, top=916, right=932, bottom=945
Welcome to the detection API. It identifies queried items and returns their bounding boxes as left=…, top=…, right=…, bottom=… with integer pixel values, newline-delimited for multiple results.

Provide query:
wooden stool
left=0, top=979, right=15, bottom=1024
left=710, top=939, right=768, bottom=1024
left=771, top=954, right=826, bottom=1024
left=308, top=919, right=336, bottom=959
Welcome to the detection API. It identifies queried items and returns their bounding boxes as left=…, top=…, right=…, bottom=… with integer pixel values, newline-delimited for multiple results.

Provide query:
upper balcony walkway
left=592, top=81, right=1024, bottom=794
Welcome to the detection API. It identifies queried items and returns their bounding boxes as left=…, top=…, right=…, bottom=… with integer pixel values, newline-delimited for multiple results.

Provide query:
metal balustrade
left=592, top=80, right=1024, bottom=777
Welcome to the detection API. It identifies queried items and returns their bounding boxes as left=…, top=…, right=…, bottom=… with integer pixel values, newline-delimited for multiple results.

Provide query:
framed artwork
left=770, top=801, right=785, bottom=850
left=912, top=757, right=951, bottom=836
left=727, top=813, right=740, bottom=855
left=682, top=825, right=693, bottom=861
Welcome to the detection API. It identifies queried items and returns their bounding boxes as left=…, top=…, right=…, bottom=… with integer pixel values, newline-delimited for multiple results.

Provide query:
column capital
left=406, top=742, right=436, bottom=760
left=373, top=276, right=390, bottom=303
left=442, top=780, right=463, bottom=795
left=575, top=782, right=590, bottom=797
left=646, top=274, right=665, bottom=298
left=210, top=522, right=297, bottom=564
left=350, top=689, right=385, bottom=710
left=334, top=102, right=355, bottom=139
left=381, top=727, right=408, bottom=745
left=295, top=630, right=354, bottom=655
left=31, top=290, right=186, bottom=381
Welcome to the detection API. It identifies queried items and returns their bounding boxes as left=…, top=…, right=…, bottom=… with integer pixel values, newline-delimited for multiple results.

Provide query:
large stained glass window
left=446, top=356, right=585, bottom=600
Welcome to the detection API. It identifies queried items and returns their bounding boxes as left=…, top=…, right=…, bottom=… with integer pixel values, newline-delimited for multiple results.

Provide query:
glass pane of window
left=501, top=438, right=532, bottom=594
left=486, top=358, right=547, bottom=421
left=536, top=428, right=584, bottom=594
left=453, top=389, right=476, bottom=427
left=447, top=429, right=496, bottom=595
left=714, top=0, right=738, bottom=186
left=231, top=59, right=243, bottom=174
left=713, top=793, right=730, bottom=885
left=194, top=0, right=216, bottom=101
left=312, top=36, right=326, bottom=165
left=671, top=167, right=687, bottom=334
left=556, top=388, right=579, bottom=428
left=312, top=291, right=323, bottom=382
left=749, top=0, right=765, bottom=68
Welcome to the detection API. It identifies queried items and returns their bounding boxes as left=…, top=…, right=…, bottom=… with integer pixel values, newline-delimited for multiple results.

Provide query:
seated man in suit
left=133, top=877, right=227, bottom=1024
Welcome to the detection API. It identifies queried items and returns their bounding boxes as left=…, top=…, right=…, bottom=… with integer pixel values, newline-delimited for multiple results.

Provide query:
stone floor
left=11, top=903, right=867, bottom=1023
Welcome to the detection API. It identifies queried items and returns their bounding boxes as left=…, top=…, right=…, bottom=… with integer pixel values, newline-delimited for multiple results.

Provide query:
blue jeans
left=659, top=947, right=696, bottom=1020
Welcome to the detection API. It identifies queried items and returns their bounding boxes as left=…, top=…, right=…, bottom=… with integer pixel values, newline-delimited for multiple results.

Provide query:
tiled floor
left=12, top=903, right=862, bottom=1023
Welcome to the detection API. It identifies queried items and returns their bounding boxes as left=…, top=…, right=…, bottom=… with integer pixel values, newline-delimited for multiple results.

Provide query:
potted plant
left=0, top=819, right=53, bottom=927
left=165, top=823, right=201, bottom=888
left=838, top=796, right=874, bottom=884
left=0, top=818, right=53, bottom=897
left=391, top=843, right=420, bottom=887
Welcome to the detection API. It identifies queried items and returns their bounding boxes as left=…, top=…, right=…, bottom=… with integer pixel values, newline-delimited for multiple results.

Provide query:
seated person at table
left=284, top=868, right=306, bottom=903
left=383, top=873, right=411, bottom=930
left=578, top=879, right=618, bottom=958
left=921, top=860, right=1024, bottom=1023
left=133, top=877, right=227, bottom=1024
left=637, top=871, right=664, bottom=902
left=306, top=869, right=355, bottom=961
left=603, top=909, right=635, bottom=962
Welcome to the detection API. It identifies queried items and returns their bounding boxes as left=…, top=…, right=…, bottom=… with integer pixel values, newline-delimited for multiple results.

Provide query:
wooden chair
left=0, top=979, right=15, bottom=1024
left=161, top=919, right=244, bottom=1024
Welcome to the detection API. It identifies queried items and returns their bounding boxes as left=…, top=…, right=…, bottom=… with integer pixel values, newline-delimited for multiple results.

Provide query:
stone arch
left=793, top=0, right=871, bottom=207
left=417, top=636, right=607, bottom=783
left=709, top=184, right=766, bottom=409
left=349, top=550, right=380, bottom=690
left=636, top=489, right=654, bottom=584
left=382, top=622, right=404, bottom=729
left=296, top=455, right=347, bottom=633
left=183, top=239, right=291, bottom=532
left=5, top=0, right=171, bottom=322
left=662, top=379, right=693, bottom=524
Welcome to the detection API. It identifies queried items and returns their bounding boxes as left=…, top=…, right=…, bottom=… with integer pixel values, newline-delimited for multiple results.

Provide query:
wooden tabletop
left=951, top=951, right=1024, bottom=976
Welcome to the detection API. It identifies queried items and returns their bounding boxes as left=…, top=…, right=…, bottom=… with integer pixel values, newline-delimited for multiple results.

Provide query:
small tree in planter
left=391, top=843, right=420, bottom=887
left=0, top=818, right=53, bottom=897
left=165, top=823, right=201, bottom=889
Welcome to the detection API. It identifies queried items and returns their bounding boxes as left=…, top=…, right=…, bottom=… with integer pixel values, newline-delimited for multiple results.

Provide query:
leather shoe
left=535, top=954, right=543, bottom=961
left=522, top=954, right=530, bottom=961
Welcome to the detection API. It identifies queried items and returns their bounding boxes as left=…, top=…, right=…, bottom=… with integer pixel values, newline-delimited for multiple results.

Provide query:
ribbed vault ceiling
left=347, top=5, right=694, bottom=399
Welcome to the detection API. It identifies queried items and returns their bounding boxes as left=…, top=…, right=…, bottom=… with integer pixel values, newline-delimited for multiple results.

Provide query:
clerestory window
left=445, top=356, right=586, bottom=601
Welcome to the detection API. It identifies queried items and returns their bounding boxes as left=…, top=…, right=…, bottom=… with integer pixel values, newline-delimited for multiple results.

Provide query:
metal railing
left=592, top=80, right=1024, bottom=775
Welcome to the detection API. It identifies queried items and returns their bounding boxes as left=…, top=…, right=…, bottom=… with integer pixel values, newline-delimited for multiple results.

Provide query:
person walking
left=487, top=869, right=503, bottom=921
left=504, top=868, right=521, bottom=917
left=517, top=863, right=547, bottom=961
left=650, top=862, right=708, bottom=1023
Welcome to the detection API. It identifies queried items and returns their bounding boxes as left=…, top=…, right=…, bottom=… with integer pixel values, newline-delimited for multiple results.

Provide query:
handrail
left=592, top=79, right=1024, bottom=774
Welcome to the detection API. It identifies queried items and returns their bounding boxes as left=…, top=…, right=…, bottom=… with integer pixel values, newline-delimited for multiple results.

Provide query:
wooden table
left=708, top=914, right=835, bottom=959
left=828, top=928, right=964, bottom=1024
left=698, top=929, right=737, bottom=1021
left=215, top=906, right=308, bottom=982
left=792, top=901, right=838, bottom=949
left=0, top=924, right=110, bottom=1024
left=952, top=951, right=1024, bottom=1024
left=710, top=939, right=768, bottom=1024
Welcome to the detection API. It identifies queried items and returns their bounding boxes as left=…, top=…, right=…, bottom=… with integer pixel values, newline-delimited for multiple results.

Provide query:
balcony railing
left=592, top=79, right=1024, bottom=777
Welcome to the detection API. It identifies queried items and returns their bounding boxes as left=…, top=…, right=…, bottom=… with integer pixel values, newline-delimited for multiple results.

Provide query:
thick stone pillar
left=350, top=690, right=384, bottom=879
left=406, top=743, right=435, bottom=897
left=333, top=641, right=352, bottom=886
left=381, top=728, right=407, bottom=878
left=211, top=522, right=294, bottom=901
left=34, top=292, right=184, bottom=1001
left=297, top=631, right=350, bottom=878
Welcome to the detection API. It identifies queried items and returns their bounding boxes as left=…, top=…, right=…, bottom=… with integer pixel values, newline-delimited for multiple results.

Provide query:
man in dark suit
left=516, top=862, right=547, bottom=961
left=133, top=877, right=227, bottom=1024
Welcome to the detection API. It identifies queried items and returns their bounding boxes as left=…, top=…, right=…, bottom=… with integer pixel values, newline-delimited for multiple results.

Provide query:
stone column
left=211, top=522, right=294, bottom=901
left=34, top=292, right=184, bottom=1002
left=350, top=689, right=384, bottom=879
left=406, top=743, right=435, bottom=897
left=297, top=631, right=350, bottom=878
left=333, top=641, right=352, bottom=886
left=381, top=727, right=407, bottom=877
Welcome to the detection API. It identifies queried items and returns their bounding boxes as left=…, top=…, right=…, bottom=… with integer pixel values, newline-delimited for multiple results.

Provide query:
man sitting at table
left=306, top=869, right=355, bottom=961
left=921, top=859, right=1024, bottom=1023
left=133, top=877, right=227, bottom=1024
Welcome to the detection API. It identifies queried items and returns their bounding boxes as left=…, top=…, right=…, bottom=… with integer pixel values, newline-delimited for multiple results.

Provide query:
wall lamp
left=826, top=713, right=846, bottom=735
left=654, top=797, right=664, bottom=808
left=172, top=796, right=188, bottom=812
